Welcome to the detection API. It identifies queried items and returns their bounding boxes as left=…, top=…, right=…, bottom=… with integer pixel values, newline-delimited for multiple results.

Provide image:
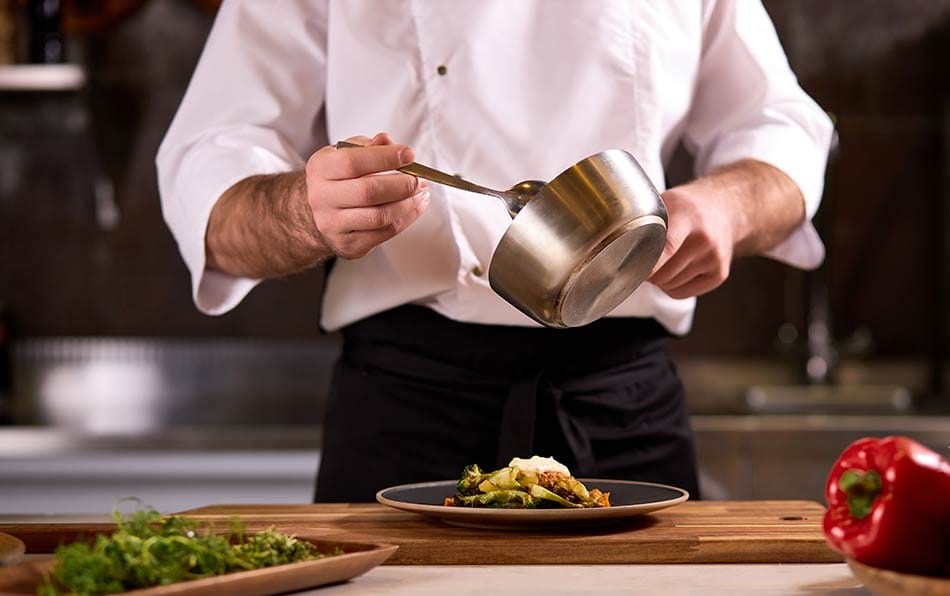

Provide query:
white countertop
left=310, top=564, right=866, bottom=595
left=17, top=557, right=867, bottom=595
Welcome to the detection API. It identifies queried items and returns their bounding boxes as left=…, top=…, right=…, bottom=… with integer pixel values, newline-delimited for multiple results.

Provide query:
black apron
left=314, top=304, right=699, bottom=502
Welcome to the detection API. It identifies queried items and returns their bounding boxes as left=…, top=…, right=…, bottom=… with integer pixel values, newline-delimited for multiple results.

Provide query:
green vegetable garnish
left=445, top=462, right=611, bottom=508
left=38, top=500, right=341, bottom=595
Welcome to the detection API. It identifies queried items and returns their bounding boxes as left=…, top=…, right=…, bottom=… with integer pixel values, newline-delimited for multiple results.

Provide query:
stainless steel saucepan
left=336, top=141, right=668, bottom=328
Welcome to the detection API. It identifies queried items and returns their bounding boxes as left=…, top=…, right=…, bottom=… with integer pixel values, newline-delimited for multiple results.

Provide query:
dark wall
left=684, top=0, right=950, bottom=358
left=0, top=0, right=325, bottom=338
left=1, top=0, right=947, bottom=361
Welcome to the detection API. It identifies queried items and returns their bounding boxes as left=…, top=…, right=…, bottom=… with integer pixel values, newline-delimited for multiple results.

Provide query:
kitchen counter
left=312, top=563, right=865, bottom=595
left=8, top=511, right=865, bottom=596
left=17, top=554, right=865, bottom=595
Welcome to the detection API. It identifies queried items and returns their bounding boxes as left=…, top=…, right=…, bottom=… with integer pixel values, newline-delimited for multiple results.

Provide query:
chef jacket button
left=471, top=265, right=484, bottom=277
left=437, top=65, right=447, bottom=76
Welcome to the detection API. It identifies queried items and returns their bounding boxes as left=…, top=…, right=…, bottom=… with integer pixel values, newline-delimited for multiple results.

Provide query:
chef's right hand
left=305, top=132, right=430, bottom=259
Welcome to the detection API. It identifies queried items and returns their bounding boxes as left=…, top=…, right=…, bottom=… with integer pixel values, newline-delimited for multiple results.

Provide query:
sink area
left=692, top=414, right=950, bottom=501
left=675, top=356, right=935, bottom=416
left=744, top=383, right=912, bottom=414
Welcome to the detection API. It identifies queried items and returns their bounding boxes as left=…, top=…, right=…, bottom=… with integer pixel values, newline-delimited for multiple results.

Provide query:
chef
left=157, top=1, right=832, bottom=501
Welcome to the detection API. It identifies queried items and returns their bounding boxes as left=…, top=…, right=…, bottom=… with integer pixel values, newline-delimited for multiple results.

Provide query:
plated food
left=443, top=456, right=611, bottom=509
left=375, top=454, right=686, bottom=528
left=36, top=504, right=342, bottom=595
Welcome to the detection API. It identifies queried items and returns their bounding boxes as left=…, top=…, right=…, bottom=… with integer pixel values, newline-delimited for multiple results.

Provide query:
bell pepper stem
left=839, top=469, right=882, bottom=519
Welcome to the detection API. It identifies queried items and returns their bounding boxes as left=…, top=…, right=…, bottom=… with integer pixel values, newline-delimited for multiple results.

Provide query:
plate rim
left=376, top=478, right=689, bottom=520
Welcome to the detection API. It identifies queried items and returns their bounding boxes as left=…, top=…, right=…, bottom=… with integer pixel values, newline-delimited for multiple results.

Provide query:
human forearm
left=698, top=159, right=806, bottom=257
left=648, top=159, right=808, bottom=299
left=205, top=133, right=429, bottom=280
left=206, top=171, right=331, bottom=279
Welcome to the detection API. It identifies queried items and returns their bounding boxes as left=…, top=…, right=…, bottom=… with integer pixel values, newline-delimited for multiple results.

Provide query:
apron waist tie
left=550, top=385, right=596, bottom=474
left=346, top=340, right=594, bottom=473
left=496, top=374, right=540, bottom=468
left=495, top=373, right=595, bottom=474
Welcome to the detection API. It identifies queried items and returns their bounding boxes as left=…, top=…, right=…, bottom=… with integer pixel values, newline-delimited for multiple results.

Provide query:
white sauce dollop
left=508, top=455, right=570, bottom=475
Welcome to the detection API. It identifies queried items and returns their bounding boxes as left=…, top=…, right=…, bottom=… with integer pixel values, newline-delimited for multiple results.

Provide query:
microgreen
left=38, top=500, right=340, bottom=595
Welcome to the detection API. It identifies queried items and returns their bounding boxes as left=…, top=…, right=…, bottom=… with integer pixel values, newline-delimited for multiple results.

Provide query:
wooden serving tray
left=0, top=537, right=396, bottom=595
left=0, top=532, right=25, bottom=567
left=0, top=501, right=840, bottom=566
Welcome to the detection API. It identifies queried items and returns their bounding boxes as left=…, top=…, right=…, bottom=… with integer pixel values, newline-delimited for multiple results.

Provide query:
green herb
left=448, top=463, right=611, bottom=508
left=38, top=500, right=341, bottom=596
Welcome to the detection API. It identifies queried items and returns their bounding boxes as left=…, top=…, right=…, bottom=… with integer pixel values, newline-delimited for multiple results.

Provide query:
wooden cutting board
left=0, top=501, right=840, bottom=565
left=0, top=533, right=25, bottom=567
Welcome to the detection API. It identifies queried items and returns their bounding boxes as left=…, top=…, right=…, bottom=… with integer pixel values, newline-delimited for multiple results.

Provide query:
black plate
left=376, top=479, right=688, bottom=529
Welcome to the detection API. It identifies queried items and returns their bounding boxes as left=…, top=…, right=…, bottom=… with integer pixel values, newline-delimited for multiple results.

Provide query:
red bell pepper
left=823, top=435, right=950, bottom=576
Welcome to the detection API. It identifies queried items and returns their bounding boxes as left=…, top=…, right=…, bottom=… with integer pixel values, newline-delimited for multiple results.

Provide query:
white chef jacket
left=157, top=0, right=833, bottom=335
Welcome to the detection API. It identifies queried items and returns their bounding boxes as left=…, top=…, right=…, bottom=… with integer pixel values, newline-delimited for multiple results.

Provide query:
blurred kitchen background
left=1, top=0, right=949, bottom=513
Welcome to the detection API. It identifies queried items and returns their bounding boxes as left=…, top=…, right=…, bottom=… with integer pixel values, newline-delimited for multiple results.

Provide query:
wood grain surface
left=0, top=501, right=841, bottom=565
left=0, top=539, right=397, bottom=596
left=0, top=532, right=25, bottom=567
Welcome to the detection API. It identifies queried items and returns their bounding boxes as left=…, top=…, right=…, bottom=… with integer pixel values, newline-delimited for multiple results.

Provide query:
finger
left=654, top=261, right=708, bottom=296
left=663, top=273, right=723, bottom=300
left=649, top=234, right=703, bottom=286
left=320, top=143, right=415, bottom=180
left=333, top=193, right=431, bottom=258
left=337, top=189, right=430, bottom=233
left=654, top=246, right=717, bottom=290
left=371, top=132, right=395, bottom=145
left=331, top=172, right=427, bottom=208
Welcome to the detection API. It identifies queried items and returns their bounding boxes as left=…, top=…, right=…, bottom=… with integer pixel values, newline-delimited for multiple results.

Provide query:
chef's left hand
left=647, top=183, right=738, bottom=300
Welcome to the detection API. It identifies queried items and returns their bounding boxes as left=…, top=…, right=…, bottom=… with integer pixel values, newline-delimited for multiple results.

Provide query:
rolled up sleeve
left=156, top=0, right=328, bottom=315
left=683, top=0, right=834, bottom=270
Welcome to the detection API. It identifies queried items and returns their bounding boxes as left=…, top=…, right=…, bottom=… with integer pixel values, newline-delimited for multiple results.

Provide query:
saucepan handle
left=334, top=140, right=506, bottom=200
